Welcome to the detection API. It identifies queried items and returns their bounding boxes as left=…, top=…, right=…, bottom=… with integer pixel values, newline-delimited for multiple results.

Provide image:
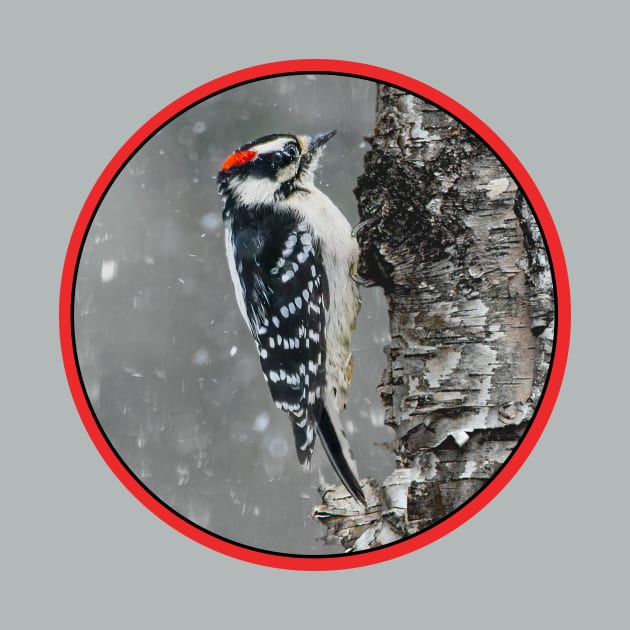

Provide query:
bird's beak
left=309, top=129, right=337, bottom=152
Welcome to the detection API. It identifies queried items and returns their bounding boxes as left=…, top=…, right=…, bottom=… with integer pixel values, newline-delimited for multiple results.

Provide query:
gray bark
left=313, top=86, right=555, bottom=551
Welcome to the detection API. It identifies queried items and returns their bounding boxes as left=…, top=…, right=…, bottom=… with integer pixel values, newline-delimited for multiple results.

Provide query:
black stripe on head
left=219, top=134, right=303, bottom=189
left=239, top=133, right=299, bottom=153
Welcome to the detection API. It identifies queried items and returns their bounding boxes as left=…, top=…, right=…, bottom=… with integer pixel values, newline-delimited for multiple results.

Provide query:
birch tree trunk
left=314, top=86, right=555, bottom=551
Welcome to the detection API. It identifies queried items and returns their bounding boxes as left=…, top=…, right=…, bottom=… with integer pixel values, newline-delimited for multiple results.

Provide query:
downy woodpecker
left=218, top=131, right=366, bottom=506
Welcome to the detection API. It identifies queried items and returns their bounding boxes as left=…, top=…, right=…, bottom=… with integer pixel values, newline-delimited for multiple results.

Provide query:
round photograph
left=61, top=60, right=569, bottom=569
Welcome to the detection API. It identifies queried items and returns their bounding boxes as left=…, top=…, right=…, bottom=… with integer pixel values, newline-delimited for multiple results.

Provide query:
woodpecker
left=217, top=131, right=366, bottom=506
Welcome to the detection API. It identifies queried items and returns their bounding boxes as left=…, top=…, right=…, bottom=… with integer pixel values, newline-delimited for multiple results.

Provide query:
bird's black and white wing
left=225, top=204, right=328, bottom=466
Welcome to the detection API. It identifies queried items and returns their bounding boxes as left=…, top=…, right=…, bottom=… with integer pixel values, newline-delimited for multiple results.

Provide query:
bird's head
left=217, top=130, right=337, bottom=206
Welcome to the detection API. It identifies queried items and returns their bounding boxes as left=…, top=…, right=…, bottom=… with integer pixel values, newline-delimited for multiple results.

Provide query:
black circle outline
left=70, top=70, right=559, bottom=560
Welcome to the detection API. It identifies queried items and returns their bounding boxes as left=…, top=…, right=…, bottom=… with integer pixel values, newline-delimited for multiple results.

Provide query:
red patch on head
left=221, top=149, right=257, bottom=171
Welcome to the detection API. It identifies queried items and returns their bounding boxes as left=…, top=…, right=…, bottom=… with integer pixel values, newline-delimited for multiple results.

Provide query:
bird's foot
left=351, top=260, right=375, bottom=287
left=351, top=216, right=378, bottom=239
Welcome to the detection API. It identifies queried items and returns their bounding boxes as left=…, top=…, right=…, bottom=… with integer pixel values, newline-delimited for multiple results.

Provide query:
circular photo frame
left=60, top=60, right=570, bottom=570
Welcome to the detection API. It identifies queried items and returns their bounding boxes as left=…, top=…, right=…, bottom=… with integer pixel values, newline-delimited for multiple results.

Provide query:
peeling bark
left=313, top=86, right=555, bottom=550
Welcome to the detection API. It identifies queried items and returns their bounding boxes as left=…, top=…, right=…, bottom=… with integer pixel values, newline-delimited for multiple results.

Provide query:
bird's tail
left=316, top=403, right=366, bottom=506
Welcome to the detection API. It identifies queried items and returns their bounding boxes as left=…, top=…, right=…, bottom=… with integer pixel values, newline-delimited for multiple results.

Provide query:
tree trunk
left=313, top=85, right=555, bottom=551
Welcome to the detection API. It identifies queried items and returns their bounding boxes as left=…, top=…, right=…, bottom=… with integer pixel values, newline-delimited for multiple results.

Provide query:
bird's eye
left=285, top=144, right=298, bottom=159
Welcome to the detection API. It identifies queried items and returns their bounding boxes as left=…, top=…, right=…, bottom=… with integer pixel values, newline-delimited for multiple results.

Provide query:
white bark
left=314, top=86, right=555, bottom=550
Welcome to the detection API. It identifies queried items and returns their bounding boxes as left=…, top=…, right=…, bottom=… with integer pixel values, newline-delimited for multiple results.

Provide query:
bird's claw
left=351, top=216, right=378, bottom=239
left=351, top=261, right=375, bottom=287
left=351, top=271, right=375, bottom=287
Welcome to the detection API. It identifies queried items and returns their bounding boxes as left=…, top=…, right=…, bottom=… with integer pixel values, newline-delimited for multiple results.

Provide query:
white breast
left=282, top=187, right=357, bottom=272
left=283, top=187, right=360, bottom=410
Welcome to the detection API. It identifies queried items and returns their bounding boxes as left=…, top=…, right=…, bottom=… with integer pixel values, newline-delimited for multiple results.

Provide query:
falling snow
left=100, top=259, right=118, bottom=283
left=192, top=348, right=210, bottom=366
left=253, top=412, right=270, bottom=432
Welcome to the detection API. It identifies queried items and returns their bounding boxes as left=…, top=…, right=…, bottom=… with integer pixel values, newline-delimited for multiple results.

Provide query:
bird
left=217, top=130, right=366, bottom=506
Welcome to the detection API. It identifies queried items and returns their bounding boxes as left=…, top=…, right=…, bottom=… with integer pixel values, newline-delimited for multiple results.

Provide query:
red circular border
left=60, top=59, right=570, bottom=570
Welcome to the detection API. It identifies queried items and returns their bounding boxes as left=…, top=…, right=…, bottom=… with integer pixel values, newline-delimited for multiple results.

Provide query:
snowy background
left=73, top=75, right=394, bottom=554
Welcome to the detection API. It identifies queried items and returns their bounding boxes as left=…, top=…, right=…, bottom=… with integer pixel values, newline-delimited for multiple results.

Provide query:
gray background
left=3, top=1, right=626, bottom=628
